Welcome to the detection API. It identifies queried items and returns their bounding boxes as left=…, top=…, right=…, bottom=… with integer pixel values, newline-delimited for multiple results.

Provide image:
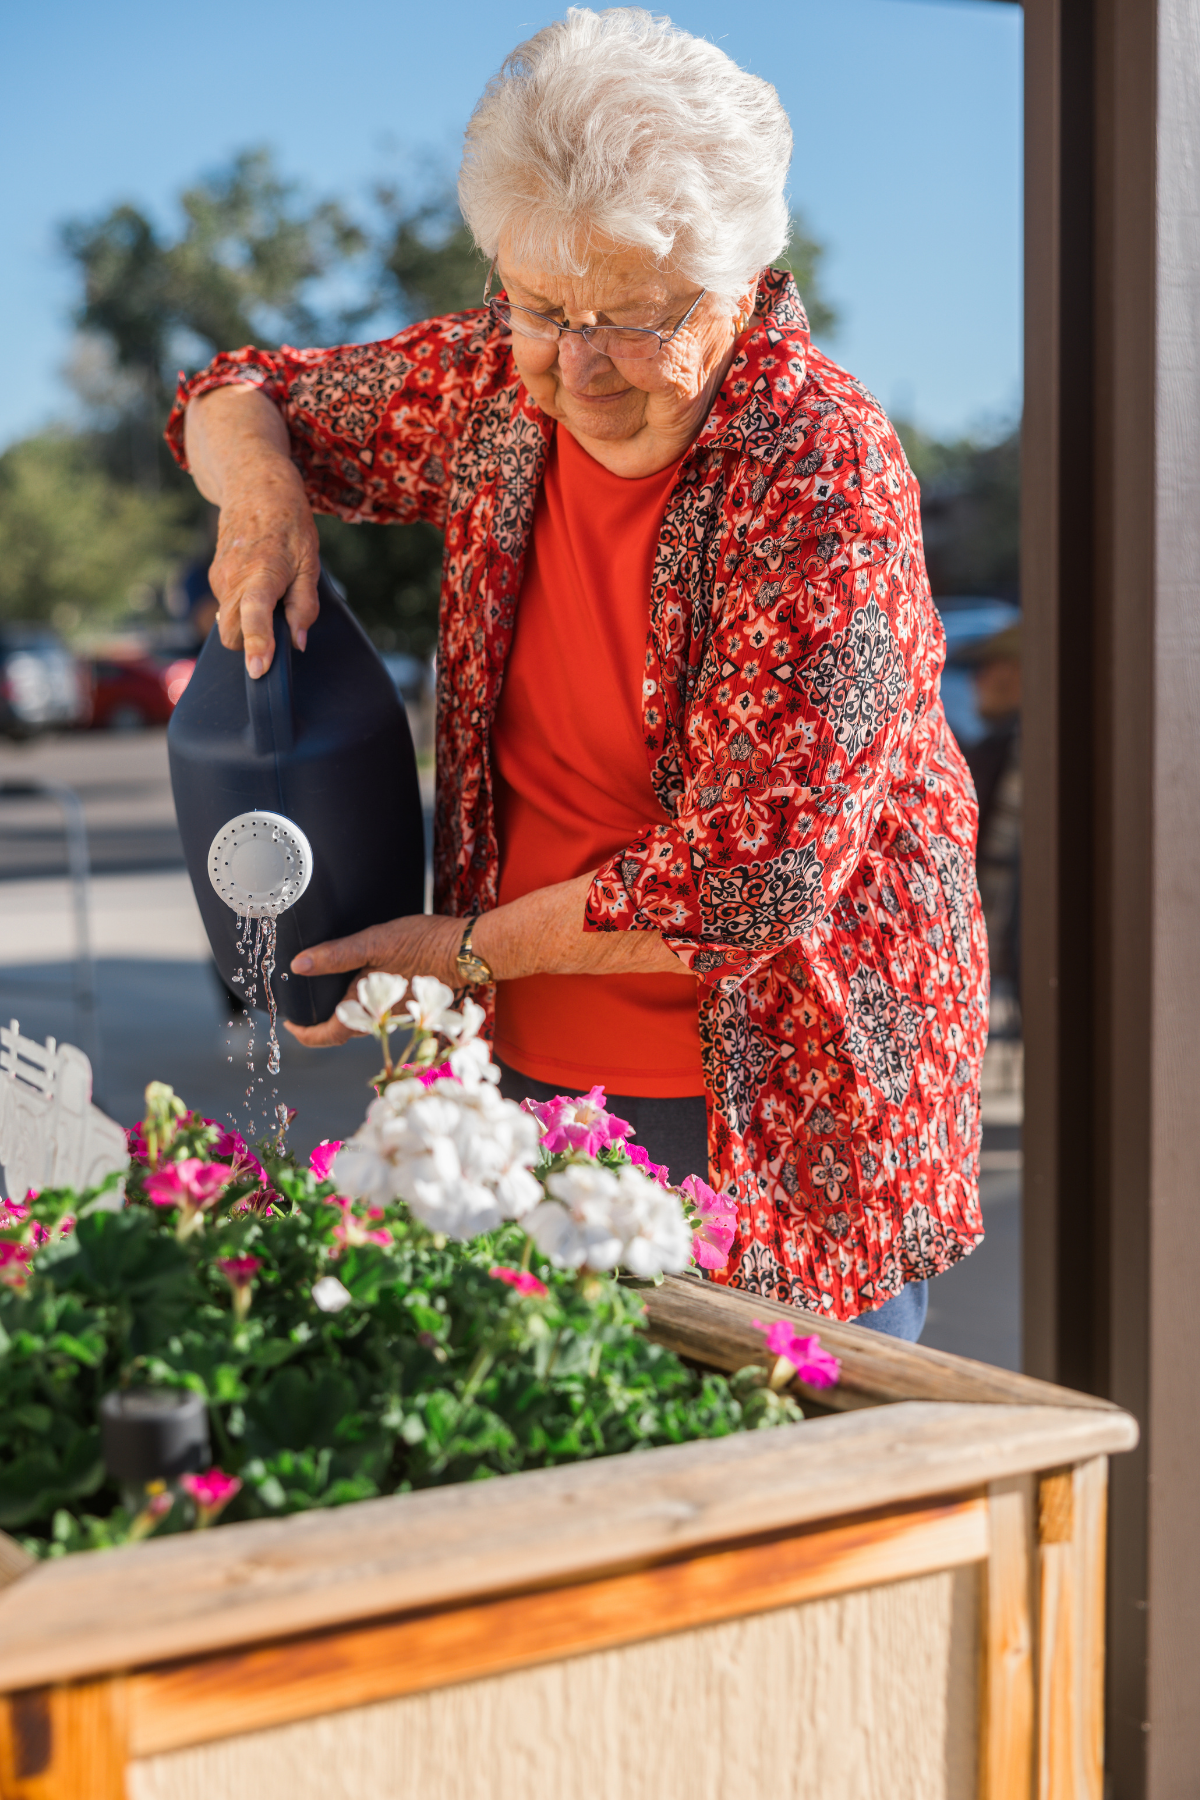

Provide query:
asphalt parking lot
left=0, top=727, right=1021, bottom=1368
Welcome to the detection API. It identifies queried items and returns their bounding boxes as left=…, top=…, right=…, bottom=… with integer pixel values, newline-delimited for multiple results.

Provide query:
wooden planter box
left=0, top=1276, right=1136, bottom=1800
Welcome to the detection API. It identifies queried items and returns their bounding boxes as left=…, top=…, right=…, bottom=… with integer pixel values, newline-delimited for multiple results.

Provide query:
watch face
left=457, top=951, right=492, bottom=985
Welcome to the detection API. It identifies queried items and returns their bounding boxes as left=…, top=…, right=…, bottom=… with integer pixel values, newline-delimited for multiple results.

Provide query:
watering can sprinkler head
left=207, top=811, right=313, bottom=919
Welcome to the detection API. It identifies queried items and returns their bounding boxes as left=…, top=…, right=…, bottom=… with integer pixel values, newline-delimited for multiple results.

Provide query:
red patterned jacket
left=167, top=269, right=987, bottom=1321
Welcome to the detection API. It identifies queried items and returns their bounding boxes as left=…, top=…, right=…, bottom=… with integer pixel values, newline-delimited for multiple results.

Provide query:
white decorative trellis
left=0, top=1020, right=128, bottom=1202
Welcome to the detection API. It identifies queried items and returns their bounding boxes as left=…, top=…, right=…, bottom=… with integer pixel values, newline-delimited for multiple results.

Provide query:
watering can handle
left=245, top=608, right=295, bottom=757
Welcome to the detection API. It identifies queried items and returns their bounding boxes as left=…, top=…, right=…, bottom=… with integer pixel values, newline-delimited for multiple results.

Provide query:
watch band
left=455, top=912, right=494, bottom=986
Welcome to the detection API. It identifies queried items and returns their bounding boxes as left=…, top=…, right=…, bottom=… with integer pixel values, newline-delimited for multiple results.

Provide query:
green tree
left=0, top=434, right=189, bottom=627
left=64, top=149, right=369, bottom=397
left=62, top=149, right=370, bottom=494
left=895, top=419, right=1020, bottom=602
left=378, top=190, right=490, bottom=321
left=773, top=212, right=839, bottom=341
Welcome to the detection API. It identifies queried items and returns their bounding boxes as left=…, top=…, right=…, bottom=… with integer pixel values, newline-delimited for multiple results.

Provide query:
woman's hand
left=284, top=915, right=463, bottom=1048
left=285, top=874, right=690, bottom=1049
left=185, top=386, right=321, bottom=679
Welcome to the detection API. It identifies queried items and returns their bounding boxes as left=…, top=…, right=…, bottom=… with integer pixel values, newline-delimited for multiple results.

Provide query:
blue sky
left=0, top=0, right=1021, bottom=449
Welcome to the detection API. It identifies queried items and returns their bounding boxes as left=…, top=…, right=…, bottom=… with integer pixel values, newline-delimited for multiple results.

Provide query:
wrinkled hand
left=285, top=915, right=463, bottom=1048
left=186, top=386, right=321, bottom=679
left=210, top=465, right=321, bottom=679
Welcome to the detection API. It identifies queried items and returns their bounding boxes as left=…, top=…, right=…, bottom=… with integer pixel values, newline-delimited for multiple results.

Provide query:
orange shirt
left=491, top=427, right=704, bottom=1096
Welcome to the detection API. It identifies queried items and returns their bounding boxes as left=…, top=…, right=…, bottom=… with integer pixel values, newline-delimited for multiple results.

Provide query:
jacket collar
left=694, top=267, right=812, bottom=458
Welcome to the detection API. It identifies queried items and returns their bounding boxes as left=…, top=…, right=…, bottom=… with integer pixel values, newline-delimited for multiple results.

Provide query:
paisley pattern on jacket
left=167, top=269, right=988, bottom=1321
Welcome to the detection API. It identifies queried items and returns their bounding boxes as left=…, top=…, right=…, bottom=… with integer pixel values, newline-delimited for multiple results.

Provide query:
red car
left=88, top=655, right=195, bottom=730
left=88, top=656, right=195, bottom=730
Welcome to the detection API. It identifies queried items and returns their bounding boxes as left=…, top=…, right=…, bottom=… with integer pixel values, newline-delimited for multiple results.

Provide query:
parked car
left=934, top=596, right=1021, bottom=749
left=0, top=623, right=89, bottom=738
left=88, top=655, right=195, bottom=730
left=380, top=651, right=429, bottom=708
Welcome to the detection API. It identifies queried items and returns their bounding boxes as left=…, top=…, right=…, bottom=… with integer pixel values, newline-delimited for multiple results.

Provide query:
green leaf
left=0, top=1428, right=105, bottom=1528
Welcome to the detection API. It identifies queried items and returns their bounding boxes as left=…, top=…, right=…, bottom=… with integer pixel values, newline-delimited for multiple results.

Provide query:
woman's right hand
left=185, top=386, right=322, bottom=679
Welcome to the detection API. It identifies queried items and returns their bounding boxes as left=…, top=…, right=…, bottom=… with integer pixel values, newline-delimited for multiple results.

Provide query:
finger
left=282, top=563, right=321, bottom=654
left=291, top=928, right=386, bottom=977
left=235, top=574, right=288, bottom=679
left=285, top=1016, right=354, bottom=1048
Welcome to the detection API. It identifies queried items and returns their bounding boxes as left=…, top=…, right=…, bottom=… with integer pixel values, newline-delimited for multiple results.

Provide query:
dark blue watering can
left=167, top=574, right=425, bottom=1028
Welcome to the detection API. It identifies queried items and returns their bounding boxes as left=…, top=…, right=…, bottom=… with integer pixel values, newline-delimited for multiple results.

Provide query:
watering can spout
left=208, top=811, right=313, bottom=919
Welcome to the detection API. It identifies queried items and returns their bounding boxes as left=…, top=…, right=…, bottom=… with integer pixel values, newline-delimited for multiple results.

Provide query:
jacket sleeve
left=164, top=312, right=498, bottom=532
left=583, top=412, right=939, bottom=993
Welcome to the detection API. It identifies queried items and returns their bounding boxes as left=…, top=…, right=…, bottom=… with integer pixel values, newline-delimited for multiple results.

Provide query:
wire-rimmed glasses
left=483, top=261, right=706, bottom=361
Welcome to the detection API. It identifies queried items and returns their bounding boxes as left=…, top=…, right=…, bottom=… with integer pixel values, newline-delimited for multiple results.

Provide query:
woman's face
left=496, top=236, right=749, bottom=456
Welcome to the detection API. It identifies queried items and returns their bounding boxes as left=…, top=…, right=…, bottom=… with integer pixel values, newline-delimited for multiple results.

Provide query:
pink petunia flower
left=753, top=1318, right=840, bottom=1389
left=325, top=1193, right=392, bottom=1253
left=682, top=1173, right=738, bottom=1270
left=204, top=1123, right=267, bottom=1185
left=308, top=1140, right=343, bottom=1183
left=523, top=1085, right=633, bottom=1158
left=218, top=1253, right=261, bottom=1285
left=181, top=1467, right=242, bottom=1526
left=144, top=1159, right=233, bottom=1237
left=333, top=1218, right=393, bottom=1253
left=627, top=1143, right=671, bottom=1186
left=216, top=1254, right=262, bottom=1320
left=0, top=1241, right=32, bottom=1287
left=127, top=1125, right=149, bottom=1163
left=489, top=1264, right=549, bottom=1299
left=0, top=1196, right=30, bottom=1226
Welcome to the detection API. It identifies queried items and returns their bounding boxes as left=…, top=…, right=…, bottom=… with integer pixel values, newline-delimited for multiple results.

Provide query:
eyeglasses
left=483, top=260, right=706, bottom=361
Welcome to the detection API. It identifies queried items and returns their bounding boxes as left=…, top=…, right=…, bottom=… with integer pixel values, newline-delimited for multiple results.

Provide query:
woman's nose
left=556, top=330, right=614, bottom=391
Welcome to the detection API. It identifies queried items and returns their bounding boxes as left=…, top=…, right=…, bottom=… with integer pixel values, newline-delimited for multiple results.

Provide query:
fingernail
left=292, top=953, right=313, bottom=973
left=248, top=655, right=264, bottom=679
left=295, top=629, right=307, bottom=652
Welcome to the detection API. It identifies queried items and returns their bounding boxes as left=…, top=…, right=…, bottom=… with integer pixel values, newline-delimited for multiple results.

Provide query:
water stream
left=223, top=910, right=288, bottom=1149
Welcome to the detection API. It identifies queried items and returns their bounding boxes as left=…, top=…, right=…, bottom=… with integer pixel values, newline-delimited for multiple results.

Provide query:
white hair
left=458, top=7, right=792, bottom=303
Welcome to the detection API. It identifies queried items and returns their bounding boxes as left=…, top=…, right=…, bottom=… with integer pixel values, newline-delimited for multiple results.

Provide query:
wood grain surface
left=0, top=1534, right=33, bottom=1592
left=1037, top=1457, right=1107, bottom=1800
left=0, top=1402, right=1136, bottom=1692
left=981, top=1475, right=1036, bottom=1800
left=125, top=1493, right=987, bottom=1756
left=0, top=1678, right=125, bottom=1800
left=643, top=1275, right=1124, bottom=1412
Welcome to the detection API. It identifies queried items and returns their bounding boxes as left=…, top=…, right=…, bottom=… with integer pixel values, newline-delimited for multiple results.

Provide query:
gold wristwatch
left=455, top=913, right=493, bottom=986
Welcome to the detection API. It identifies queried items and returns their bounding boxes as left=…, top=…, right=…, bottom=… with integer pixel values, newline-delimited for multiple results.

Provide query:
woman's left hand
left=284, top=914, right=463, bottom=1047
left=285, top=872, right=689, bottom=1048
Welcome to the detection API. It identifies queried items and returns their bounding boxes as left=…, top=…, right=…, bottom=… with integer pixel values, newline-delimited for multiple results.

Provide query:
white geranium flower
left=493, top=1163, right=542, bottom=1220
left=329, top=1135, right=394, bottom=1208
left=312, top=1275, right=353, bottom=1313
left=333, top=1075, right=541, bottom=1241
left=405, top=975, right=459, bottom=1036
left=335, top=972, right=409, bottom=1035
left=525, top=1201, right=589, bottom=1269
left=610, top=1167, right=694, bottom=1278
left=531, top=1164, right=625, bottom=1270
left=447, top=1035, right=499, bottom=1088
left=455, top=997, right=487, bottom=1043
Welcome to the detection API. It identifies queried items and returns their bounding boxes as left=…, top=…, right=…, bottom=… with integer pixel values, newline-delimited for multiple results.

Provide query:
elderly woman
left=169, top=7, right=987, bottom=1339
